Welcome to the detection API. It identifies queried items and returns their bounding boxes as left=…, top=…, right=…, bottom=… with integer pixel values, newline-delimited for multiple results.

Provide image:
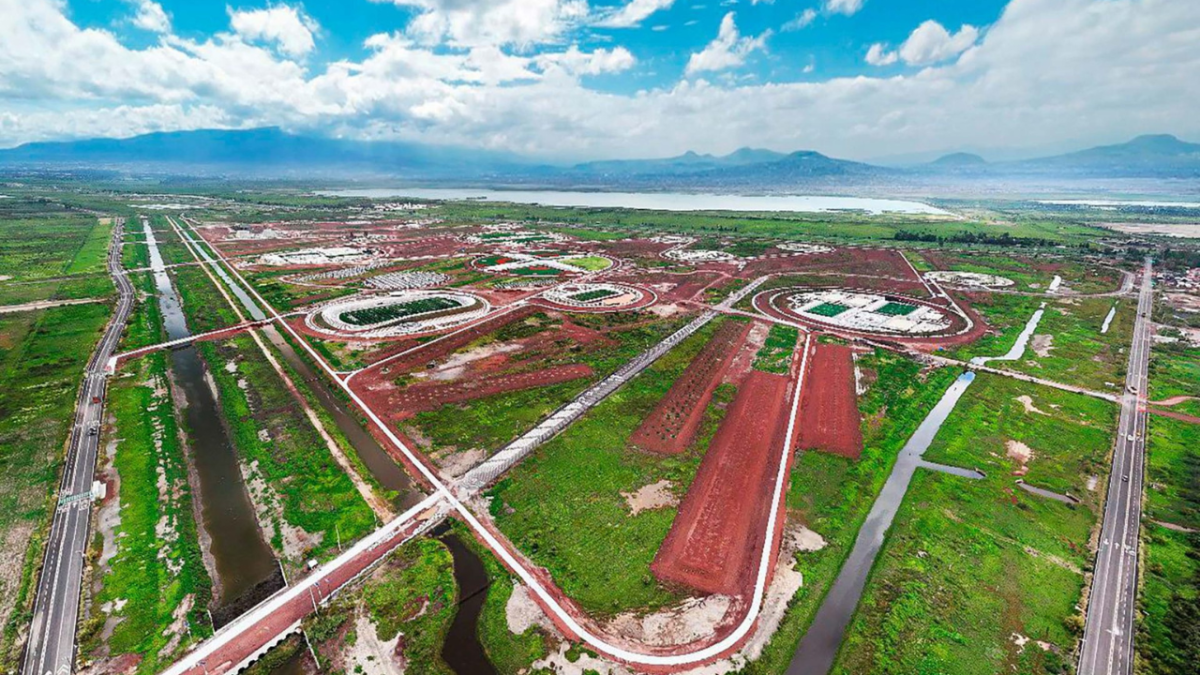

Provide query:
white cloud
left=595, top=0, right=674, bottom=28
left=130, top=0, right=170, bottom=33
left=228, top=5, right=318, bottom=58
left=685, top=12, right=771, bottom=75
left=898, top=20, right=979, bottom=65
left=1, top=0, right=1199, bottom=166
left=824, top=0, right=863, bottom=16
left=783, top=8, right=817, bottom=31
left=377, top=0, right=589, bottom=48
left=866, top=20, right=978, bottom=67
left=535, top=45, right=636, bottom=75
left=864, top=42, right=896, bottom=66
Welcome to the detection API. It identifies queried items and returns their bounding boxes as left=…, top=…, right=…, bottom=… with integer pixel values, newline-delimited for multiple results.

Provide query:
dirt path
left=0, top=297, right=103, bottom=314
left=1149, top=395, right=1198, bottom=407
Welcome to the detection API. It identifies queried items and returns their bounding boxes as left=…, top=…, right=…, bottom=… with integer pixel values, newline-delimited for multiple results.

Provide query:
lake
left=318, top=188, right=949, bottom=215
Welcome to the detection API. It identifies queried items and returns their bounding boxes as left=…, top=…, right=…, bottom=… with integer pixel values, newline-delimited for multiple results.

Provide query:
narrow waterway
left=437, top=528, right=496, bottom=675
left=787, top=306, right=1049, bottom=675
left=176, top=220, right=422, bottom=506
left=266, top=528, right=495, bottom=675
left=144, top=221, right=281, bottom=622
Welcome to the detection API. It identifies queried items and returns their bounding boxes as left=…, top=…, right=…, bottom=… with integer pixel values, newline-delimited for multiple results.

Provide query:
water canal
left=144, top=221, right=281, bottom=624
left=174, top=220, right=423, bottom=507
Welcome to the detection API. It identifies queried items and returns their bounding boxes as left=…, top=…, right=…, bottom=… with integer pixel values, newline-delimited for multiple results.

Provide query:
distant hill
left=930, top=152, right=987, bottom=167
left=573, top=147, right=787, bottom=176
left=0, top=127, right=533, bottom=178
left=1016, top=134, right=1200, bottom=177
left=2, top=128, right=1197, bottom=184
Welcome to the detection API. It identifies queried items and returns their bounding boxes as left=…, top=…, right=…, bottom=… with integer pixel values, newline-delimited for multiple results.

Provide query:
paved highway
left=22, top=218, right=134, bottom=675
left=1077, top=257, right=1154, bottom=675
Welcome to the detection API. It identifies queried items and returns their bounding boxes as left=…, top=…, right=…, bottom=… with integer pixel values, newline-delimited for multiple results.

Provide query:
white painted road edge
left=170, top=216, right=811, bottom=667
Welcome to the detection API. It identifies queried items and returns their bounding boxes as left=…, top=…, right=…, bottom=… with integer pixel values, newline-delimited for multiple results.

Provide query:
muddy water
left=264, top=326, right=424, bottom=508
left=266, top=528, right=495, bottom=675
left=144, top=222, right=280, bottom=619
left=176, top=222, right=422, bottom=506
left=436, top=528, right=496, bottom=675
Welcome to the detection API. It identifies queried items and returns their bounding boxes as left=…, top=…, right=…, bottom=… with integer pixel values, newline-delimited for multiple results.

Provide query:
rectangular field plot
left=732, top=349, right=960, bottom=675
left=876, top=301, right=917, bottom=316
left=340, top=297, right=459, bottom=325
left=809, top=302, right=851, bottom=317
left=651, top=370, right=792, bottom=596
left=569, top=288, right=619, bottom=302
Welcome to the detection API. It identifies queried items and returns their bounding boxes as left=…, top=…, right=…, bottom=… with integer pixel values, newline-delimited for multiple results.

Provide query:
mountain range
left=1, top=128, right=1198, bottom=187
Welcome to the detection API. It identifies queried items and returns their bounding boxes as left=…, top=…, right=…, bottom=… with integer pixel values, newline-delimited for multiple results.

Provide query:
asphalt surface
left=1077, top=257, right=1154, bottom=675
left=22, top=218, right=134, bottom=675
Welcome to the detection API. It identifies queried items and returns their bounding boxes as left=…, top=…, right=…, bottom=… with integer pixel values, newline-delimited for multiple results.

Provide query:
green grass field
left=0, top=303, right=111, bottom=669
left=831, top=376, right=1114, bottom=675
left=1148, top=341, right=1200, bottom=417
left=809, top=302, right=851, bottom=317
left=407, top=313, right=689, bottom=460
left=80, top=352, right=213, bottom=673
left=1137, top=413, right=1200, bottom=673
left=993, top=297, right=1133, bottom=392
left=948, top=293, right=1044, bottom=362
left=436, top=201, right=1106, bottom=246
left=561, top=255, right=613, bottom=272
left=923, top=373, right=1116, bottom=500
left=753, top=323, right=799, bottom=374
left=487, top=319, right=732, bottom=615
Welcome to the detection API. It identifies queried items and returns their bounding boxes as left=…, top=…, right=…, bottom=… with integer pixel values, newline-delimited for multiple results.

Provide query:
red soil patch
left=630, top=321, right=750, bottom=454
left=744, top=247, right=914, bottom=279
left=385, top=364, right=593, bottom=417
left=651, top=370, right=792, bottom=596
left=797, top=343, right=863, bottom=459
left=1150, top=408, right=1200, bottom=425
left=612, top=270, right=726, bottom=303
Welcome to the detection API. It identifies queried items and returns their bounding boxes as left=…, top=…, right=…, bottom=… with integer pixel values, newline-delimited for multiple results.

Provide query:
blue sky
left=0, top=0, right=1196, bottom=161
left=60, top=0, right=1010, bottom=93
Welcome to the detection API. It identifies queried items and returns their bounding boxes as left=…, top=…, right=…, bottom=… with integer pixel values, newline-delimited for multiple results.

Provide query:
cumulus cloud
left=867, top=20, right=979, bottom=67
left=535, top=46, right=636, bottom=75
left=228, top=5, right=319, bottom=58
left=130, top=0, right=170, bottom=33
left=864, top=42, right=896, bottom=66
left=685, top=12, right=771, bottom=75
left=783, top=8, right=818, bottom=32
left=595, top=0, right=675, bottom=28
left=377, top=0, right=589, bottom=48
left=824, top=0, right=863, bottom=16
left=1, top=0, right=1199, bottom=164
